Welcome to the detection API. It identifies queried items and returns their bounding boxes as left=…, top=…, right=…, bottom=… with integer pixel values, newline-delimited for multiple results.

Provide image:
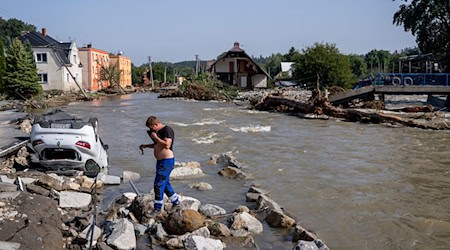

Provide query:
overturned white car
left=29, top=109, right=109, bottom=174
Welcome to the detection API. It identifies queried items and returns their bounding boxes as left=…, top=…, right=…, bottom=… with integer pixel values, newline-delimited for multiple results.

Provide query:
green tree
left=262, top=53, right=283, bottom=78
left=152, top=63, right=167, bottom=83
left=348, top=54, right=368, bottom=78
left=3, top=38, right=42, bottom=98
left=0, top=40, right=5, bottom=93
left=365, top=49, right=392, bottom=74
left=0, top=17, right=36, bottom=46
left=131, top=63, right=145, bottom=85
left=393, top=0, right=450, bottom=72
left=283, top=47, right=300, bottom=62
left=293, top=43, right=355, bottom=89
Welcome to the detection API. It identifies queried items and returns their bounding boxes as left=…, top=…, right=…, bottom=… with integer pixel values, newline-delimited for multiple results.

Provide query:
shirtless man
left=139, top=116, right=180, bottom=214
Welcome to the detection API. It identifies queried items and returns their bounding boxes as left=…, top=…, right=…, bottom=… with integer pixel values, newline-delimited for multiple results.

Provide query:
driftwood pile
left=254, top=89, right=449, bottom=130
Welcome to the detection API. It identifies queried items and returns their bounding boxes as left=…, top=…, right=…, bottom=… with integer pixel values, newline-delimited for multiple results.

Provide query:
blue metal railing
left=355, top=73, right=450, bottom=89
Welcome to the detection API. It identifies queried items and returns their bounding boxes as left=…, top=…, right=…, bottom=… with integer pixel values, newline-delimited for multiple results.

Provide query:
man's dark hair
left=146, top=116, right=160, bottom=127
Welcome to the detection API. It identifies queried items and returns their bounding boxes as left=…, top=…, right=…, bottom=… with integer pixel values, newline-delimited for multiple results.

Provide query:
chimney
left=42, top=28, right=46, bottom=37
left=87, top=43, right=92, bottom=48
left=234, top=42, right=240, bottom=48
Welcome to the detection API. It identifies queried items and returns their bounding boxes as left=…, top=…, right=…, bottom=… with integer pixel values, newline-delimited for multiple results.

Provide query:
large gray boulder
left=129, top=193, right=153, bottom=221
left=78, top=225, right=102, bottom=245
left=189, top=182, right=213, bottom=191
left=183, top=235, right=224, bottom=250
left=121, top=171, right=141, bottom=182
left=292, top=224, right=318, bottom=242
left=166, top=226, right=210, bottom=249
left=59, top=191, right=91, bottom=209
left=0, top=241, right=20, bottom=250
left=292, top=239, right=329, bottom=250
left=215, top=152, right=245, bottom=169
left=0, top=182, right=17, bottom=192
left=207, top=222, right=231, bottom=237
left=97, top=173, right=121, bottom=185
left=106, top=218, right=136, bottom=250
left=199, top=204, right=226, bottom=217
left=179, top=196, right=201, bottom=211
left=255, top=194, right=295, bottom=228
left=229, top=212, right=263, bottom=237
left=218, top=166, right=250, bottom=179
left=171, top=167, right=204, bottom=179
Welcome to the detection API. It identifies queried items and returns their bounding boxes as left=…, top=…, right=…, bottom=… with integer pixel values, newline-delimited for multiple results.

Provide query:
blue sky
left=1, top=1, right=415, bottom=65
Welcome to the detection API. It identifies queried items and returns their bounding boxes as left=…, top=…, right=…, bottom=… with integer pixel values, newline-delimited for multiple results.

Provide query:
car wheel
left=85, top=159, right=100, bottom=177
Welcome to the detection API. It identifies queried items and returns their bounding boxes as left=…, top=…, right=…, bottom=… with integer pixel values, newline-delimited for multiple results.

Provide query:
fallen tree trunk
left=255, top=95, right=449, bottom=130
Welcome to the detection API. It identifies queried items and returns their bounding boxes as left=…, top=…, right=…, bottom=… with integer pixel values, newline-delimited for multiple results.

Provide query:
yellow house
left=109, top=54, right=132, bottom=88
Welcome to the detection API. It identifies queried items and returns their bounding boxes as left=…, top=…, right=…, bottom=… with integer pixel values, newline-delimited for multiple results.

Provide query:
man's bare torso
left=153, top=144, right=173, bottom=160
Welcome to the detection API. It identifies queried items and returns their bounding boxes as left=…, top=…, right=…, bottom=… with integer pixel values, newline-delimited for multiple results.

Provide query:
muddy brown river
left=51, top=93, right=450, bottom=249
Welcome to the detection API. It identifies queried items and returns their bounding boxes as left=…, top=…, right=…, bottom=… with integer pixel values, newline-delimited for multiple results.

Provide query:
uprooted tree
left=100, top=62, right=123, bottom=92
left=254, top=83, right=449, bottom=130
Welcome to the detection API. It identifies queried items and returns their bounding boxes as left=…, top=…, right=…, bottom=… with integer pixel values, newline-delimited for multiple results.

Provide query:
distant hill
left=173, top=60, right=208, bottom=69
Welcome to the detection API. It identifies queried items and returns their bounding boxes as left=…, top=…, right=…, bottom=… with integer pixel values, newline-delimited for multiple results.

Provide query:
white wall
left=34, top=42, right=83, bottom=91
left=252, top=74, right=267, bottom=88
left=215, top=58, right=235, bottom=72
left=78, top=50, right=90, bottom=90
left=34, top=47, right=63, bottom=91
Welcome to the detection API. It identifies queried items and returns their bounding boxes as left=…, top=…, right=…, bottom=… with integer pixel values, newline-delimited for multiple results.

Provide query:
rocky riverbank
left=1, top=113, right=330, bottom=249
left=0, top=144, right=329, bottom=249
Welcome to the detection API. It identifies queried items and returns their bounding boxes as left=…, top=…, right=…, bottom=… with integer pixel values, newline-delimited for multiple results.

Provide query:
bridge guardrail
left=355, top=73, right=450, bottom=89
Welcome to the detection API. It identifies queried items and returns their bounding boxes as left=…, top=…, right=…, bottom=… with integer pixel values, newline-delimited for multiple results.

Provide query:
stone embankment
left=0, top=145, right=330, bottom=249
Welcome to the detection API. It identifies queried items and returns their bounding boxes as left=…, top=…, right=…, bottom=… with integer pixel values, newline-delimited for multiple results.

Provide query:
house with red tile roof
left=208, top=42, right=270, bottom=89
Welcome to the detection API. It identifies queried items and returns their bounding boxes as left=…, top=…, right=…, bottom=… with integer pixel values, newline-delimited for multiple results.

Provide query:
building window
left=67, top=73, right=70, bottom=82
left=73, top=55, right=77, bottom=64
left=38, top=73, right=48, bottom=83
left=36, top=53, right=47, bottom=63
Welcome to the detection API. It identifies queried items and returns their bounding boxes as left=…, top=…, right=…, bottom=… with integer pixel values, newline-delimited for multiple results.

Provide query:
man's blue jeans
left=154, top=158, right=179, bottom=211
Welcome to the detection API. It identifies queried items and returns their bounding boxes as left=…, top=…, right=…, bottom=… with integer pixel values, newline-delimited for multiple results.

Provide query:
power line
left=0, top=7, right=13, bottom=19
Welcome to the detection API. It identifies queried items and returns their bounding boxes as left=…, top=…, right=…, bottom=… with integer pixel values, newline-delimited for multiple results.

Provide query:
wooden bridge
left=329, top=85, right=450, bottom=107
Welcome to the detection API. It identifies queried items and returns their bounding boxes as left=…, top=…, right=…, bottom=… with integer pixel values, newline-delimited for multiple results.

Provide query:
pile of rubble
left=235, top=87, right=312, bottom=105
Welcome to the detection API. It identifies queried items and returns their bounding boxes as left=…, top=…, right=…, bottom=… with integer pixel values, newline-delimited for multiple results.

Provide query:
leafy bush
left=179, top=73, right=239, bottom=100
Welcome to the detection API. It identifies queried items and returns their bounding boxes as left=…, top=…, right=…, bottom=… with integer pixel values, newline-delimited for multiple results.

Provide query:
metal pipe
left=129, top=180, right=141, bottom=196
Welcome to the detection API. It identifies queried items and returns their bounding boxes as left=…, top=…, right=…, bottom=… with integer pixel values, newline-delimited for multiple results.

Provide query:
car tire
left=85, top=159, right=100, bottom=177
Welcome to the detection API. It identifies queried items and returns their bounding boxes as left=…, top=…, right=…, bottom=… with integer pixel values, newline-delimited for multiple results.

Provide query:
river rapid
left=55, top=92, right=449, bottom=249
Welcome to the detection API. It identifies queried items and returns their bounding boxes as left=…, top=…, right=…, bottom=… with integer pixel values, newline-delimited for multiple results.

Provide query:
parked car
left=29, top=109, right=108, bottom=175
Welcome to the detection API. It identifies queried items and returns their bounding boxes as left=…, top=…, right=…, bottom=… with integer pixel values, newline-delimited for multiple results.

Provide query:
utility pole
left=148, top=56, right=154, bottom=89
left=195, top=55, right=200, bottom=77
left=173, top=68, right=176, bottom=84
left=164, top=65, right=167, bottom=83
